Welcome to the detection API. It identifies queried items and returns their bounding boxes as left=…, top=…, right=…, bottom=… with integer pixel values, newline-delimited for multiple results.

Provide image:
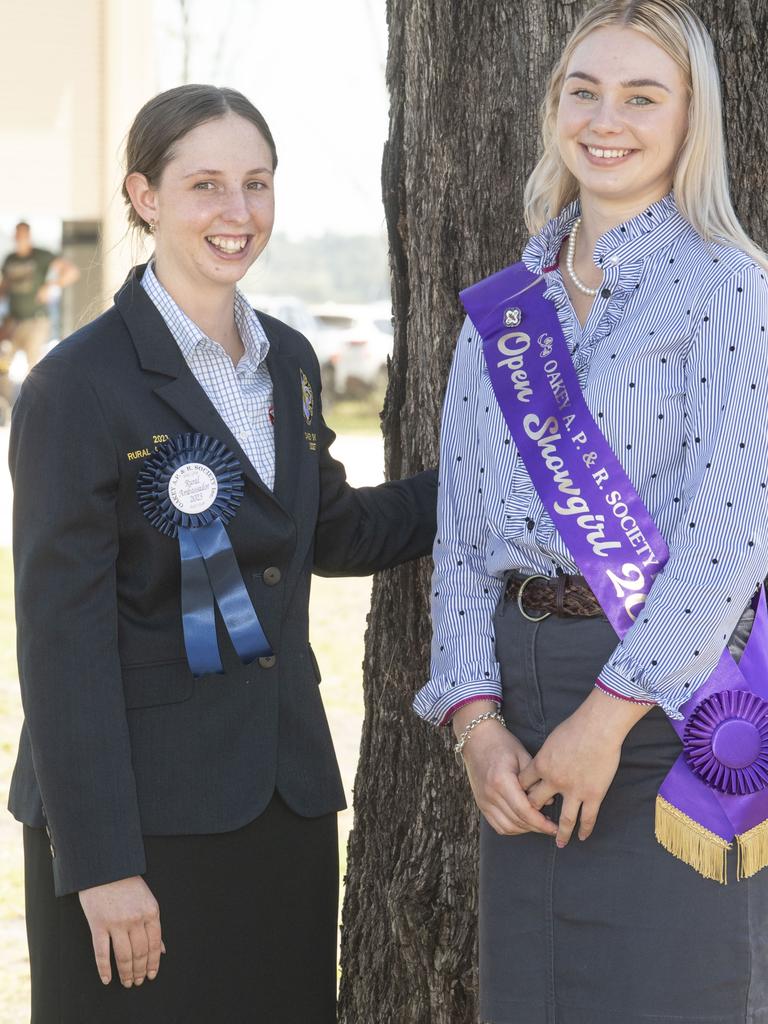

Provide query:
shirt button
left=259, top=655, right=277, bottom=669
left=263, top=567, right=282, bottom=586
left=526, top=518, right=535, bottom=531
left=601, top=288, right=612, bottom=299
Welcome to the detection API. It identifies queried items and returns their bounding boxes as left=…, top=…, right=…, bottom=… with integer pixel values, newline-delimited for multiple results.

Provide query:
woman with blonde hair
left=414, top=1, right=768, bottom=1021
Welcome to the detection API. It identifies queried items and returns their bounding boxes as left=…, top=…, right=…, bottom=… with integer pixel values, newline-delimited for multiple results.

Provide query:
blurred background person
left=0, top=221, right=80, bottom=369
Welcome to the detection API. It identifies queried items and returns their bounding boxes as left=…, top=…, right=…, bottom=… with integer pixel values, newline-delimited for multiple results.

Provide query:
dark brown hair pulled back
left=122, top=84, right=278, bottom=235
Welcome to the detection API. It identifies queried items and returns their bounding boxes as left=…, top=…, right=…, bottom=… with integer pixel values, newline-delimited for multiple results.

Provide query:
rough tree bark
left=338, top=3, right=768, bottom=1022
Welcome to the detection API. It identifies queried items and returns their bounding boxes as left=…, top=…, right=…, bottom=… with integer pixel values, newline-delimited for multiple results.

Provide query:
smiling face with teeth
left=126, top=111, right=275, bottom=307
left=557, top=25, right=689, bottom=218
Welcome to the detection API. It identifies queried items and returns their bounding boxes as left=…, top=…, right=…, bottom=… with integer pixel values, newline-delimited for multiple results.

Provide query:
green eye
left=628, top=96, right=654, bottom=106
left=572, top=89, right=596, bottom=100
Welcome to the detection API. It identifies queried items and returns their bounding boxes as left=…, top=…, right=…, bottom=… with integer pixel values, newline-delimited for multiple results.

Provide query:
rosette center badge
left=137, top=433, right=272, bottom=676
left=168, top=463, right=219, bottom=515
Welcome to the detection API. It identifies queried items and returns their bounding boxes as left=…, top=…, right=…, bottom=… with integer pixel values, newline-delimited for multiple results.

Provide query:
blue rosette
left=137, top=433, right=272, bottom=676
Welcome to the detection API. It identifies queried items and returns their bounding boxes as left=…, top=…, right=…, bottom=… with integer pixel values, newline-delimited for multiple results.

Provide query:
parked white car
left=311, top=302, right=393, bottom=399
left=244, top=293, right=339, bottom=395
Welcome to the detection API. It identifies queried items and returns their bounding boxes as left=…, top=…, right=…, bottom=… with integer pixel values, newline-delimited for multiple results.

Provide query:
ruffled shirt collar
left=522, top=191, right=681, bottom=275
left=520, top=193, right=687, bottom=366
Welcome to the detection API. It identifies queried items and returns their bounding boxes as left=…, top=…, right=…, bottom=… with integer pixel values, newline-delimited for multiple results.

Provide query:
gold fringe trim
left=655, top=795, right=731, bottom=884
left=737, top=818, right=768, bottom=879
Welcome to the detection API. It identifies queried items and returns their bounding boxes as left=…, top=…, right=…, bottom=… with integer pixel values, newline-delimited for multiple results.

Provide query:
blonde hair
left=524, top=0, right=768, bottom=271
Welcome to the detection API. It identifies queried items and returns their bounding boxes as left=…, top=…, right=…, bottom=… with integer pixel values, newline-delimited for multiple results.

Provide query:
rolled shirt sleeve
left=597, top=264, right=768, bottom=717
left=413, top=318, right=504, bottom=726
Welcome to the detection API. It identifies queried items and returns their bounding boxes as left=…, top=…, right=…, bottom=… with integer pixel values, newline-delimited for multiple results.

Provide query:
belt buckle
left=516, top=574, right=552, bottom=623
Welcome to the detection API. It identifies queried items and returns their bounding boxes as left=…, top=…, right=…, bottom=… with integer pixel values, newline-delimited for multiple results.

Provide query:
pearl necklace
left=566, top=218, right=599, bottom=296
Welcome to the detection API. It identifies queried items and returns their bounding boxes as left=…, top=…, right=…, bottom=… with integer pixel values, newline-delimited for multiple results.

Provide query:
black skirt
left=25, top=794, right=338, bottom=1024
left=480, top=597, right=768, bottom=1024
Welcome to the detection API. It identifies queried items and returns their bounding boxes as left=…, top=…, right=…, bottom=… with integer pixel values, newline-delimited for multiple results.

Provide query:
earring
left=148, top=219, right=157, bottom=234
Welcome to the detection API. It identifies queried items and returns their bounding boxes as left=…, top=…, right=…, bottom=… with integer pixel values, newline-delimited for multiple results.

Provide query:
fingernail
left=135, top=978, right=144, bottom=986
left=122, top=980, right=133, bottom=989
left=556, top=839, right=566, bottom=849
left=100, top=976, right=110, bottom=986
left=148, top=970, right=157, bottom=980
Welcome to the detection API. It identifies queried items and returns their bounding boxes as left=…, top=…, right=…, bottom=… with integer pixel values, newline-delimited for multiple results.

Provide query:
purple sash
left=461, top=262, right=768, bottom=883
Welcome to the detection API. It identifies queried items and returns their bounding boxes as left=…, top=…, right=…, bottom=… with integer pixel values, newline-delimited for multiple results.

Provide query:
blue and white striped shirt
left=414, top=194, right=768, bottom=724
left=141, top=262, right=276, bottom=489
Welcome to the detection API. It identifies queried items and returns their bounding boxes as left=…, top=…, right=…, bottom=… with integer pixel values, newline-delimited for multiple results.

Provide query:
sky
left=154, top=0, right=390, bottom=240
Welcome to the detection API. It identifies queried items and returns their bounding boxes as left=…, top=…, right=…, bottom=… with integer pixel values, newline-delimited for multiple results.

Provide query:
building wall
left=1, top=0, right=156, bottom=315
left=100, top=0, right=156, bottom=299
left=1, top=0, right=104, bottom=221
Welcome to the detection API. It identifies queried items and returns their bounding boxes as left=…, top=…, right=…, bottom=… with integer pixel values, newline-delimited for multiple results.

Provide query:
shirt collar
left=522, top=191, right=682, bottom=275
left=140, top=260, right=270, bottom=366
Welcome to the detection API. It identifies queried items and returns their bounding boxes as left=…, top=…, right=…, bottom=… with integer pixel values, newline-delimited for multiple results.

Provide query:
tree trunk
left=338, top=3, right=768, bottom=1022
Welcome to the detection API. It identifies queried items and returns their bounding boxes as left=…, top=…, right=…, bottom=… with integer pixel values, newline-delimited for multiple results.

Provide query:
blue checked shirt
left=141, top=262, right=276, bottom=490
left=414, top=194, right=768, bottom=725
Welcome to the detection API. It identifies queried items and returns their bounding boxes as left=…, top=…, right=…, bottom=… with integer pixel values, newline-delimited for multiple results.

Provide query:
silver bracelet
left=453, top=709, right=506, bottom=766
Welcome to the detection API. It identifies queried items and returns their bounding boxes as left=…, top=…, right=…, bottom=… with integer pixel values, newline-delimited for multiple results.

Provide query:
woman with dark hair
left=9, top=84, right=436, bottom=1023
left=415, top=1, right=768, bottom=1022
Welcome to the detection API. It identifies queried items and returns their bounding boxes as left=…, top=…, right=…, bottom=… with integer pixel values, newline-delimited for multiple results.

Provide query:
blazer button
left=259, top=655, right=277, bottom=669
left=263, top=567, right=282, bottom=586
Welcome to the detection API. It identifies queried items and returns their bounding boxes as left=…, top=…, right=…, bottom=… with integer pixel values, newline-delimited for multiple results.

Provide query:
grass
left=324, top=396, right=383, bottom=436
left=309, top=574, right=370, bottom=889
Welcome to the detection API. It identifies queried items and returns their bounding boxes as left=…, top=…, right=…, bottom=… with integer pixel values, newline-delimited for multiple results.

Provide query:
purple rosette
left=684, top=690, right=768, bottom=796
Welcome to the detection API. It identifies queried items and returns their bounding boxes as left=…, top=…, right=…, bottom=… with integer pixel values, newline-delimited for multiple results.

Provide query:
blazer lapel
left=115, top=266, right=289, bottom=513
left=265, top=333, right=304, bottom=511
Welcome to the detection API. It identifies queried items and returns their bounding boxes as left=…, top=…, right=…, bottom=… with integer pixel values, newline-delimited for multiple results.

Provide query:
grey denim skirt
left=480, top=594, right=768, bottom=1024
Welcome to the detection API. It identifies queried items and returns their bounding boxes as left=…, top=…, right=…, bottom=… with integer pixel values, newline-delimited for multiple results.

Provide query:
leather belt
left=505, top=573, right=603, bottom=622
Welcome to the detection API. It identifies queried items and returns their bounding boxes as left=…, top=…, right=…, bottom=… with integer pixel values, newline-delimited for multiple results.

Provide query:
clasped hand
left=518, top=702, right=623, bottom=848
left=462, top=690, right=649, bottom=847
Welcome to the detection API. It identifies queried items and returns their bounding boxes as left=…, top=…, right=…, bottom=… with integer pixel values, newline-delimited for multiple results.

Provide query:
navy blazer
left=8, top=266, right=436, bottom=896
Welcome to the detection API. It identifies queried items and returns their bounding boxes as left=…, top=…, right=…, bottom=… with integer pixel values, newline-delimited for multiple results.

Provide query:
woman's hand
left=518, top=688, right=652, bottom=848
left=454, top=702, right=558, bottom=837
left=79, top=876, right=165, bottom=987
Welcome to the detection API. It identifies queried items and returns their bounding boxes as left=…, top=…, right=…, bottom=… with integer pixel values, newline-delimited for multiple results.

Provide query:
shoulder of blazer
left=26, top=306, right=135, bottom=394
left=42, top=265, right=175, bottom=384
left=13, top=313, right=135, bottom=444
left=53, top=305, right=130, bottom=359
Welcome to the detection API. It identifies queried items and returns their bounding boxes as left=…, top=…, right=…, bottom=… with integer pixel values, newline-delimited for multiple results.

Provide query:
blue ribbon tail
left=191, top=518, right=273, bottom=664
left=178, top=527, right=224, bottom=676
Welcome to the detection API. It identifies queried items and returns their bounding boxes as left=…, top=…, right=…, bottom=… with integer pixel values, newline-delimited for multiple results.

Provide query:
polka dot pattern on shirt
left=414, top=194, right=768, bottom=726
